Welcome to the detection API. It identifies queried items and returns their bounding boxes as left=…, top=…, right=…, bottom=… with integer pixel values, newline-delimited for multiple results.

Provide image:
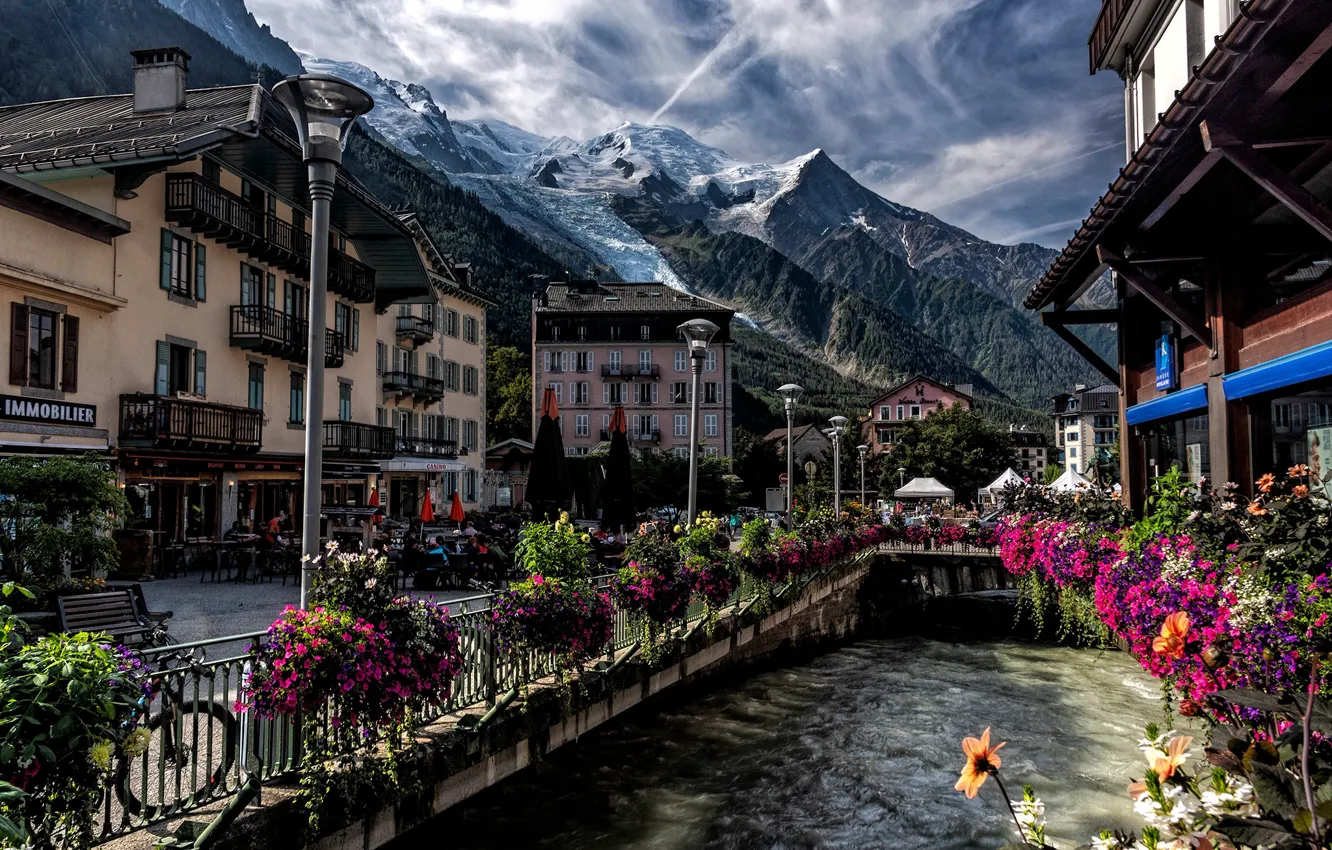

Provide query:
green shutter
left=155, top=341, right=169, bottom=394
left=194, top=349, right=206, bottom=396
left=193, top=242, right=206, bottom=301
left=267, top=273, right=277, bottom=309
left=160, top=229, right=173, bottom=291
left=352, top=308, right=360, bottom=351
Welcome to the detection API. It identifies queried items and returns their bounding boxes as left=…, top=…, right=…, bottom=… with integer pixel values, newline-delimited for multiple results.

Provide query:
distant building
left=866, top=376, right=973, bottom=454
left=484, top=438, right=534, bottom=511
left=1009, top=425, right=1049, bottom=480
left=531, top=281, right=735, bottom=459
left=763, top=423, right=833, bottom=475
left=1052, top=384, right=1120, bottom=477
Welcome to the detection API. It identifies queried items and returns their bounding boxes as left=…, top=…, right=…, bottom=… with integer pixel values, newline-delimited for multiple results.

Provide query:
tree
left=631, top=451, right=731, bottom=522
left=809, top=423, right=883, bottom=508
left=1043, top=463, right=1064, bottom=485
left=877, top=404, right=1015, bottom=507
left=486, top=346, right=533, bottom=445
left=731, top=428, right=784, bottom=507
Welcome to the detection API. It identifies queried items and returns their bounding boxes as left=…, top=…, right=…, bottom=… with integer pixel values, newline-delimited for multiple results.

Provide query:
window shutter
left=568, top=381, right=575, bottom=403
left=155, top=341, right=169, bottom=395
left=543, top=352, right=550, bottom=372
left=352, top=308, right=360, bottom=351
left=193, top=242, right=206, bottom=301
left=194, top=349, right=206, bottom=396
left=160, top=229, right=172, bottom=291
left=588, top=351, right=594, bottom=371
left=651, top=383, right=658, bottom=403
left=267, top=273, right=276, bottom=309
left=602, top=383, right=609, bottom=404
left=651, top=414, right=658, bottom=433
left=561, top=351, right=569, bottom=372
left=9, top=304, right=28, bottom=386
left=61, top=315, right=79, bottom=393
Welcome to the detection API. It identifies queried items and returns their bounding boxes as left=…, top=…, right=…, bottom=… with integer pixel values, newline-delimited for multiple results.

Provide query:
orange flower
left=1289, top=464, right=1311, bottom=479
left=1257, top=473, right=1276, bottom=493
left=954, top=727, right=1006, bottom=799
left=1151, top=735, right=1193, bottom=780
left=1152, top=612, right=1190, bottom=659
left=1247, top=502, right=1269, bottom=516
left=1294, top=485, right=1310, bottom=499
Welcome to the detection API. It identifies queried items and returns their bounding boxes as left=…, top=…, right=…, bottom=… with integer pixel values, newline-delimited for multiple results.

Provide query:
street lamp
left=829, top=415, right=849, bottom=513
left=273, top=74, right=374, bottom=609
left=898, top=466, right=906, bottom=488
left=857, top=444, right=869, bottom=506
left=678, top=318, right=719, bottom=526
left=777, top=383, right=803, bottom=531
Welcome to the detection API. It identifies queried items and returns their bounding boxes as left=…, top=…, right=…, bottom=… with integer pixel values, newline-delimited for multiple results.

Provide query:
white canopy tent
left=1047, top=466, right=1093, bottom=492
left=894, top=477, right=955, bottom=502
left=978, top=468, right=1024, bottom=505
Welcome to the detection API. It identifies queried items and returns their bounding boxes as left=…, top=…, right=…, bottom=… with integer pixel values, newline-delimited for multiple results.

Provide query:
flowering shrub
left=513, top=513, right=593, bottom=582
left=490, top=576, right=613, bottom=669
left=609, top=561, right=692, bottom=623
left=681, top=555, right=739, bottom=608
left=904, top=524, right=930, bottom=546
left=935, top=524, right=966, bottom=546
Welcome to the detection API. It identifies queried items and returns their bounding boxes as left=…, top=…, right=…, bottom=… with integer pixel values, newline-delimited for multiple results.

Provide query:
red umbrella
left=368, top=487, right=381, bottom=525
left=420, top=488, right=435, bottom=522
left=449, top=490, right=465, bottom=523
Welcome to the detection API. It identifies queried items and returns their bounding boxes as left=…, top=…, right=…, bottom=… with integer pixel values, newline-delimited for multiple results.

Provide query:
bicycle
left=112, top=647, right=240, bottom=822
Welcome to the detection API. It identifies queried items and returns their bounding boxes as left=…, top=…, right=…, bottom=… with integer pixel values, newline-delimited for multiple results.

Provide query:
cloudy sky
left=247, top=0, right=1125, bottom=248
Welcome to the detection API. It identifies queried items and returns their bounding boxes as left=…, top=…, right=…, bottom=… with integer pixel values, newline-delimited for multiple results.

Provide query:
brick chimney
left=130, top=48, right=191, bottom=113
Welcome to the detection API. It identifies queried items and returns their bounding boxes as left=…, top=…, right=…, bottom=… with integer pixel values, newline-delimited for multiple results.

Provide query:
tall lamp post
left=678, top=318, right=719, bottom=526
left=857, top=444, right=869, bottom=506
left=777, top=383, right=803, bottom=531
left=829, top=415, right=849, bottom=513
left=273, top=74, right=374, bottom=609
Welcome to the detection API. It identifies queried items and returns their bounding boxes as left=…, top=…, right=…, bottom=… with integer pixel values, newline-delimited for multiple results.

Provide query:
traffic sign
left=778, top=473, right=790, bottom=485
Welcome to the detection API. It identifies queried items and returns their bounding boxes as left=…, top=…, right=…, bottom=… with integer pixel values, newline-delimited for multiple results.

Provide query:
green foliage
left=631, top=451, right=731, bottom=519
left=1042, top=463, right=1064, bottom=485
left=730, top=428, right=784, bottom=507
left=513, top=515, right=592, bottom=582
left=622, top=527, right=678, bottom=574
left=1128, top=465, right=1192, bottom=549
left=0, top=455, right=127, bottom=587
left=879, top=405, right=1015, bottom=505
left=486, top=345, right=533, bottom=444
left=309, top=544, right=396, bottom=618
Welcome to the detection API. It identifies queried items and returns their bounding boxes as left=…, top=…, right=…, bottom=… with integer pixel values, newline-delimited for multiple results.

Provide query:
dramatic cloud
left=246, top=0, right=1124, bottom=247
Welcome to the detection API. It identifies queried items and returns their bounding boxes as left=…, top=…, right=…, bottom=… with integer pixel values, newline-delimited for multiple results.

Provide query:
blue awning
left=1223, top=340, right=1332, bottom=400
left=1126, top=384, right=1208, bottom=426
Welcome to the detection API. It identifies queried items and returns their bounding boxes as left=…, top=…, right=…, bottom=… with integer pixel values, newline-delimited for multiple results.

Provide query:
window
left=604, top=382, right=626, bottom=404
left=575, top=351, right=592, bottom=372
left=154, top=341, right=205, bottom=396
left=445, top=361, right=461, bottom=391
left=675, top=350, right=687, bottom=372
left=568, top=381, right=589, bottom=404
left=673, top=447, right=689, bottom=459
left=376, top=341, right=387, bottom=377
left=896, top=405, right=904, bottom=421
left=704, top=382, right=719, bottom=404
left=674, top=414, right=688, bottom=437
left=289, top=372, right=305, bottom=424
left=26, top=308, right=57, bottom=390
left=444, top=471, right=459, bottom=497
left=704, top=413, right=719, bottom=437
left=463, top=420, right=479, bottom=451
left=284, top=280, right=307, bottom=320
left=398, top=304, right=412, bottom=318
left=879, top=406, right=891, bottom=420
left=609, top=350, right=622, bottom=370
left=670, top=382, right=690, bottom=404
left=465, top=469, right=479, bottom=502
left=426, top=354, right=441, bottom=380
left=1068, top=446, right=1078, bottom=459
left=575, top=414, right=589, bottom=437
left=160, top=230, right=205, bottom=301
left=705, top=349, right=717, bottom=372
left=446, top=309, right=460, bottom=337
left=334, top=302, right=351, bottom=346
left=376, top=406, right=387, bottom=428
left=640, top=325, right=650, bottom=341
left=704, top=446, right=719, bottom=458
left=338, top=383, right=352, bottom=421
left=444, top=417, right=459, bottom=442
left=552, top=382, right=563, bottom=405
left=463, top=365, right=479, bottom=395
left=577, top=325, right=587, bottom=341
left=202, top=158, right=221, bottom=184
left=351, top=307, right=360, bottom=351
left=552, top=326, right=561, bottom=341
left=638, top=350, right=652, bottom=372
left=240, top=263, right=263, bottom=306
left=247, top=362, right=264, bottom=410
left=909, top=404, right=921, bottom=419
left=635, top=383, right=657, bottom=405
left=463, top=315, right=478, bottom=343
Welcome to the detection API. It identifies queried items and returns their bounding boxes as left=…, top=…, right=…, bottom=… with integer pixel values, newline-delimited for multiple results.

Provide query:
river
left=402, top=637, right=1168, bottom=849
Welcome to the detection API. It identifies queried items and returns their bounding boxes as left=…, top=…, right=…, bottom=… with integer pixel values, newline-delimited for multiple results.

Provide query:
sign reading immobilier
left=0, top=395, right=96, bottom=427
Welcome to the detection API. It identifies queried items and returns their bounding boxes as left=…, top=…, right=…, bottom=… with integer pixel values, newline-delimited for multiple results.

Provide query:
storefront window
left=184, top=481, right=216, bottom=539
left=1254, top=385, right=1332, bottom=497
left=1144, top=413, right=1210, bottom=485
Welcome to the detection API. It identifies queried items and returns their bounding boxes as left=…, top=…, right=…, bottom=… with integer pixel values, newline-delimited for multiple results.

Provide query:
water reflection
left=403, top=638, right=1164, bottom=850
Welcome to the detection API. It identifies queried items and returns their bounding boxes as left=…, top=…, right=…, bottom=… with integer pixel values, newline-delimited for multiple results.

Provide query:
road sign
left=778, top=473, right=790, bottom=485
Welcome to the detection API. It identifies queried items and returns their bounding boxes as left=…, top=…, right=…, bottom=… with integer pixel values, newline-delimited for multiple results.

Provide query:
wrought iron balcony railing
left=383, top=371, right=445, bottom=403
left=601, top=364, right=661, bottom=380
left=631, top=429, right=661, bottom=443
left=394, top=315, right=434, bottom=345
left=119, top=394, right=262, bottom=453
left=323, top=420, right=394, bottom=459
left=229, top=304, right=345, bottom=368
left=394, top=436, right=459, bottom=458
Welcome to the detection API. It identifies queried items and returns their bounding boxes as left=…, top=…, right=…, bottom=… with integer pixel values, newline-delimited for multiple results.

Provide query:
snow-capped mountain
left=157, top=0, right=303, bottom=74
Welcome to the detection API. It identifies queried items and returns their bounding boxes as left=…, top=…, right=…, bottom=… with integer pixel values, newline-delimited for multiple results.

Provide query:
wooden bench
left=57, top=590, right=153, bottom=646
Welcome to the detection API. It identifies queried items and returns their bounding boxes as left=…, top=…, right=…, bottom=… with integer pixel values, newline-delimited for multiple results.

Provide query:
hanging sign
left=1155, top=335, right=1177, bottom=392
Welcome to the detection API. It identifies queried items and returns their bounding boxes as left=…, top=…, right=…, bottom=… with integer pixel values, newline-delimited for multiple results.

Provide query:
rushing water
left=405, top=638, right=1167, bottom=850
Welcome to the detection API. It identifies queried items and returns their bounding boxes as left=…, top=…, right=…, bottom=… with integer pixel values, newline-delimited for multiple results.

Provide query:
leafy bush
left=513, top=514, right=592, bottom=583
left=490, top=576, right=613, bottom=670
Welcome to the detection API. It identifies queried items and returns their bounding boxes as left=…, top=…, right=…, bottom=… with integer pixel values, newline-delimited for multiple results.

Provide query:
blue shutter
left=160, top=229, right=172, bottom=290
left=193, top=242, right=206, bottom=301
left=155, top=341, right=169, bottom=394
left=194, top=349, right=206, bottom=396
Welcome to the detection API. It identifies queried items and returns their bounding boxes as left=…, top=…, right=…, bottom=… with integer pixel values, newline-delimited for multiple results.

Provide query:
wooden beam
left=1201, top=120, right=1332, bottom=246
left=1097, top=246, right=1212, bottom=345
left=1256, top=20, right=1332, bottom=112
left=1043, top=320, right=1120, bottom=385
left=1040, top=309, right=1120, bottom=325
left=1141, top=149, right=1224, bottom=231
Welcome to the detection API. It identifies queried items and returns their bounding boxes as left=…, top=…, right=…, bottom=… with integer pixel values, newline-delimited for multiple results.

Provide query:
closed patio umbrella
left=599, top=406, right=635, bottom=533
left=527, top=386, right=572, bottom=521
left=420, top=488, right=435, bottom=523
left=449, top=490, right=465, bottom=525
left=368, top=486, right=381, bottom=526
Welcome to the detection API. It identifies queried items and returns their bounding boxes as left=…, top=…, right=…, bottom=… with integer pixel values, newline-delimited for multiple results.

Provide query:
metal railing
left=229, top=304, right=345, bottom=368
left=383, top=371, right=445, bottom=402
left=98, top=550, right=874, bottom=843
left=877, top=540, right=999, bottom=557
left=601, top=364, right=660, bottom=379
left=119, top=394, right=263, bottom=452
left=328, top=248, right=375, bottom=304
left=395, top=315, right=434, bottom=342
left=322, top=420, right=395, bottom=459
left=394, top=435, right=459, bottom=458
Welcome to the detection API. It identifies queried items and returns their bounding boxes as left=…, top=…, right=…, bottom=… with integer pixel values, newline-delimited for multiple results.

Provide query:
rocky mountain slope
left=158, top=0, right=302, bottom=74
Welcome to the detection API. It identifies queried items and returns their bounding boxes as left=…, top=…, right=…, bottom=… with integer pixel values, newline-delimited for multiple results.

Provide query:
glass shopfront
left=1143, top=412, right=1211, bottom=485
left=1250, top=382, right=1332, bottom=497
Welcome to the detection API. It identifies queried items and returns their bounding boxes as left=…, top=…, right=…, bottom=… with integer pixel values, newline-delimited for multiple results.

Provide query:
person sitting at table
left=427, top=536, right=447, bottom=556
left=224, top=520, right=253, bottom=541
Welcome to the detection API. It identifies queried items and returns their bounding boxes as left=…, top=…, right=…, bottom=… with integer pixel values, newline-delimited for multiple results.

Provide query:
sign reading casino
left=0, top=395, right=96, bottom=427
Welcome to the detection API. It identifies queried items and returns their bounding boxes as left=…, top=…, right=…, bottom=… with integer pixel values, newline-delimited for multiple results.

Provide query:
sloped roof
left=894, top=477, right=954, bottom=499
left=869, top=374, right=972, bottom=408
left=979, top=468, right=1024, bottom=495
left=536, top=282, right=733, bottom=316
left=1048, top=466, right=1093, bottom=492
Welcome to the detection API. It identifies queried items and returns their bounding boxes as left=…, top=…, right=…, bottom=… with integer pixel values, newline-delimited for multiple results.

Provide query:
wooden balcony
left=394, top=314, right=434, bottom=347
left=119, top=394, right=262, bottom=453
left=601, top=364, right=661, bottom=380
left=383, top=371, right=445, bottom=404
left=229, top=305, right=345, bottom=368
left=329, top=247, right=375, bottom=304
left=1089, top=0, right=1129, bottom=72
left=323, top=421, right=394, bottom=460
left=394, top=435, right=458, bottom=458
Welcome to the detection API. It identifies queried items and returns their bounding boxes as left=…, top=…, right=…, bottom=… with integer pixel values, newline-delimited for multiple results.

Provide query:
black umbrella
left=526, top=387, right=572, bottom=521
left=599, top=406, right=635, bottom=533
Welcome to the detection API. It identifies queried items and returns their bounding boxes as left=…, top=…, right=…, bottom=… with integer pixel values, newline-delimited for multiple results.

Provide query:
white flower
left=1200, top=778, right=1258, bottom=818
left=364, top=577, right=378, bottom=590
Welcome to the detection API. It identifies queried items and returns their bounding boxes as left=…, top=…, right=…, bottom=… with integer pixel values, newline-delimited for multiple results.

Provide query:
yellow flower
left=580, top=534, right=591, bottom=543
left=89, top=740, right=115, bottom=771
left=123, top=728, right=151, bottom=758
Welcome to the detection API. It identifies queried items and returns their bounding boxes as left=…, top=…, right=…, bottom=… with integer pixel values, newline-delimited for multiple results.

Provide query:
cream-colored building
left=375, top=216, right=492, bottom=518
left=0, top=48, right=448, bottom=543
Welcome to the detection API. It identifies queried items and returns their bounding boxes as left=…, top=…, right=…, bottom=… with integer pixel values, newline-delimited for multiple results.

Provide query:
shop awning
left=1126, top=384, right=1209, bottom=426
left=1223, top=340, right=1332, bottom=401
left=380, top=458, right=466, bottom=473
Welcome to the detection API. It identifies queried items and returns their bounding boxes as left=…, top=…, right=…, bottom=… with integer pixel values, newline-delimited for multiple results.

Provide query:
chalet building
left=763, top=423, right=833, bottom=476
left=531, top=281, right=735, bottom=459
left=1051, top=384, right=1120, bottom=477
left=376, top=215, right=493, bottom=518
left=865, top=376, right=972, bottom=454
left=1009, top=425, right=1050, bottom=480
left=1033, top=0, right=1332, bottom=507
left=484, top=438, right=534, bottom=511
left=0, top=48, right=480, bottom=542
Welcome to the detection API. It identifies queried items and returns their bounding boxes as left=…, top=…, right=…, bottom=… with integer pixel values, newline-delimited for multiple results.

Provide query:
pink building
left=531, top=282, right=735, bottom=459
left=866, top=375, right=973, bottom=454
